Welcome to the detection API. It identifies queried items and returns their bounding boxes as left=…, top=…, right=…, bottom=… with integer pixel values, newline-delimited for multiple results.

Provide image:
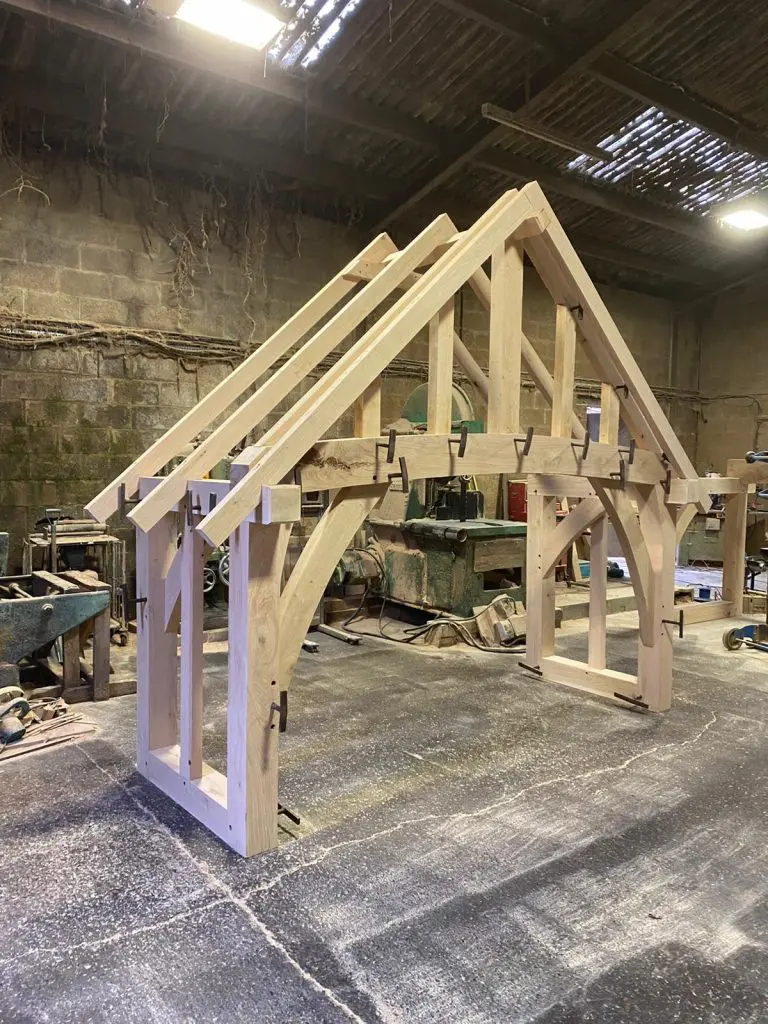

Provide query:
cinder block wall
left=697, top=286, right=767, bottom=472
left=0, top=157, right=699, bottom=570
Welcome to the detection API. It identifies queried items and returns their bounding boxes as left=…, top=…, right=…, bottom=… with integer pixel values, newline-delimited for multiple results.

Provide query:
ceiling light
left=719, top=208, right=768, bottom=231
left=175, top=0, right=286, bottom=50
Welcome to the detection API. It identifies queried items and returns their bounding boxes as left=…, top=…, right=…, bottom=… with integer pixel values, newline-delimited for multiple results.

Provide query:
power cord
left=340, top=546, right=523, bottom=654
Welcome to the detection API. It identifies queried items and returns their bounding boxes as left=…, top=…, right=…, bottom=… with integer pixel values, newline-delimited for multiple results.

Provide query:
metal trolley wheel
left=217, top=552, right=230, bottom=588
left=723, top=627, right=744, bottom=651
left=203, top=566, right=217, bottom=593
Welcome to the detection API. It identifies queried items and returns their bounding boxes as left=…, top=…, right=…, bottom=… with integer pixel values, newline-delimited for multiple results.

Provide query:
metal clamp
left=663, top=609, right=685, bottom=639
left=746, top=451, right=768, bottom=464
left=618, top=439, right=636, bottom=465
left=185, top=498, right=202, bottom=528
left=271, top=689, right=288, bottom=732
left=514, top=426, right=535, bottom=457
left=118, top=483, right=140, bottom=518
left=448, top=422, right=469, bottom=458
left=610, top=458, right=627, bottom=489
left=613, top=692, right=649, bottom=710
left=571, top=434, right=590, bottom=460
left=388, top=456, right=410, bottom=492
left=376, top=428, right=398, bottom=464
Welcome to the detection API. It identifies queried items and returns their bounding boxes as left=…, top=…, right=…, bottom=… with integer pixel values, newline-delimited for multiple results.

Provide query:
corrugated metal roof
left=2, top=0, right=768, bottom=294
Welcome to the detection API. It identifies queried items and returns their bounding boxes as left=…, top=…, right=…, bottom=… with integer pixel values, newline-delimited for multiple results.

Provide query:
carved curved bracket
left=541, top=495, right=605, bottom=577
left=278, top=483, right=389, bottom=689
left=591, top=482, right=652, bottom=645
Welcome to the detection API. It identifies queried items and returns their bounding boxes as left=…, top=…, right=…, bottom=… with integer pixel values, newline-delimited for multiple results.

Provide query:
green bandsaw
left=370, top=383, right=527, bottom=617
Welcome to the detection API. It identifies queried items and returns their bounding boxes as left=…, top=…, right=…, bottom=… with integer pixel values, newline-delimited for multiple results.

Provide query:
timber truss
left=87, top=183, right=738, bottom=856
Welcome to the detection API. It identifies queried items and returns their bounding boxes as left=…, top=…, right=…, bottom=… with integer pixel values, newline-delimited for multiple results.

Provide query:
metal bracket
left=569, top=304, right=584, bottom=320
left=448, top=422, right=469, bottom=458
left=271, top=689, right=288, bottom=732
left=615, top=384, right=629, bottom=398
left=663, top=609, right=685, bottom=639
left=514, top=426, right=534, bottom=458
left=376, top=428, right=397, bottom=464
left=388, top=456, right=410, bottom=492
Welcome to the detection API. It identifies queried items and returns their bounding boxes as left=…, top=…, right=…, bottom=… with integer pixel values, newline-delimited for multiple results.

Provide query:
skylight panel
left=568, top=106, right=768, bottom=215
left=271, top=0, right=366, bottom=69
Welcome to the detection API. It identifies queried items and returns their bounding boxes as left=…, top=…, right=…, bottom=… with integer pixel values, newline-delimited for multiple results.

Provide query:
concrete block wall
left=0, top=160, right=365, bottom=568
left=0, top=157, right=699, bottom=569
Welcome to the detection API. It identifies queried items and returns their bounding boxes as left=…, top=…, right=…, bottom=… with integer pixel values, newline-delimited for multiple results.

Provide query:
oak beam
left=487, top=238, right=524, bottom=433
left=427, top=298, right=455, bottom=433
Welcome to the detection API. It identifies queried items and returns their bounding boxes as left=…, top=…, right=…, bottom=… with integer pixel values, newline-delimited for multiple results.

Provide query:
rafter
left=476, top=148, right=727, bottom=247
left=376, top=0, right=666, bottom=229
left=435, top=0, right=768, bottom=162
left=3, top=0, right=762, bottom=257
left=0, top=0, right=445, bottom=148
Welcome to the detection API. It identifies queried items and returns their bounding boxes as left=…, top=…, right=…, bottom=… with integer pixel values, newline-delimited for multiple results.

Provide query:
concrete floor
left=4, top=612, right=768, bottom=1023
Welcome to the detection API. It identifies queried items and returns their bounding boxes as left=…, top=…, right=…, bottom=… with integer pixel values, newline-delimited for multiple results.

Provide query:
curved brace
left=675, top=503, right=697, bottom=545
left=591, top=482, right=652, bottom=645
left=541, top=495, right=604, bottom=577
left=278, top=483, right=389, bottom=689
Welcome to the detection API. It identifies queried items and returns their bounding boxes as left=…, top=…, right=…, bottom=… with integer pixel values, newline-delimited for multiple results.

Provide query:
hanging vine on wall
left=0, top=92, right=366, bottom=348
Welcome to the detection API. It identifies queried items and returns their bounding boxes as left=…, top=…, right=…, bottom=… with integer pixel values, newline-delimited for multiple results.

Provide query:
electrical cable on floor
left=340, top=545, right=523, bottom=653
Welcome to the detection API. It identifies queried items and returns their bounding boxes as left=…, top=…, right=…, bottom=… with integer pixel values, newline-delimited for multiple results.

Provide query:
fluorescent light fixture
left=176, top=0, right=285, bottom=50
left=719, top=208, right=768, bottom=231
left=481, top=102, right=612, bottom=163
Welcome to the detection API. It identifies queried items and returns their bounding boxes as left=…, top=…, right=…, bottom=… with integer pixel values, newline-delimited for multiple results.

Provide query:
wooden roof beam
left=435, top=0, right=768, bottom=163
left=376, top=0, right=665, bottom=229
left=0, top=0, right=445, bottom=149
left=478, top=147, right=729, bottom=248
left=399, top=192, right=715, bottom=288
left=5, top=0, right=764, bottom=253
left=0, top=71, right=392, bottom=201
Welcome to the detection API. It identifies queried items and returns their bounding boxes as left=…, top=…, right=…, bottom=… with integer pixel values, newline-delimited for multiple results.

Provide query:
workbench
left=371, top=518, right=527, bottom=617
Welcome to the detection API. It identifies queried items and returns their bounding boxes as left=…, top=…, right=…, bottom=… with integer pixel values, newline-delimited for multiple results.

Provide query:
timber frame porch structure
left=86, top=182, right=740, bottom=857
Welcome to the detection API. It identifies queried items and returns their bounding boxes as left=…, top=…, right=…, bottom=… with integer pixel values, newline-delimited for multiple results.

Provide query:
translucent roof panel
left=568, top=106, right=768, bottom=215
left=271, top=0, right=366, bottom=70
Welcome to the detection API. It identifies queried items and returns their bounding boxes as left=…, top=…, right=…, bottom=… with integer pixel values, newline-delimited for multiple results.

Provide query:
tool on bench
left=0, top=576, right=110, bottom=692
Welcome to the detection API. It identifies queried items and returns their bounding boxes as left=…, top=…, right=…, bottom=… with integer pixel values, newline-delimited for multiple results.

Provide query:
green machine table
left=371, top=518, right=527, bottom=618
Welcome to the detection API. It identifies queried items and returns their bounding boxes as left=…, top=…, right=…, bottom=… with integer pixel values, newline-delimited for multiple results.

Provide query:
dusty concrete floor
left=3, top=611, right=768, bottom=1023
